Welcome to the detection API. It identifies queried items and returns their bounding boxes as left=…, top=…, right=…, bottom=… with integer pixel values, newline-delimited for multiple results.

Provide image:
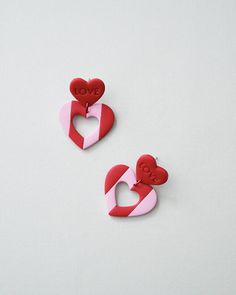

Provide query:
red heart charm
left=70, top=78, right=105, bottom=107
left=105, top=165, right=157, bottom=217
left=136, top=154, right=168, bottom=185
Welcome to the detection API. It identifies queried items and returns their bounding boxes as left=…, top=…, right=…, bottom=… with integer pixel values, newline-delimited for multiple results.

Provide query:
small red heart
left=136, top=154, right=168, bottom=185
left=70, top=78, right=105, bottom=107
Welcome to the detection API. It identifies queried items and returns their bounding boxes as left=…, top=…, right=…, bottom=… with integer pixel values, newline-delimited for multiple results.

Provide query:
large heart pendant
left=105, top=164, right=157, bottom=217
left=59, top=101, right=114, bottom=149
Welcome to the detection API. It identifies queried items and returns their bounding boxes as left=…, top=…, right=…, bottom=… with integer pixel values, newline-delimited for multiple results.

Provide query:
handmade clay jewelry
left=104, top=154, right=168, bottom=217
left=59, top=78, right=114, bottom=149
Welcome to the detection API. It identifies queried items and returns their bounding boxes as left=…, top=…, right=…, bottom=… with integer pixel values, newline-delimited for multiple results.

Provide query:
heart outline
left=59, top=101, right=114, bottom=149
left=105, top=165, right=157, bottom=217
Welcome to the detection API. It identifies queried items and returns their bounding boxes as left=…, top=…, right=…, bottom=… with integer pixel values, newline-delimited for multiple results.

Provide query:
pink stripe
left=83, top=104, right=102, bottom=149
left=128, top=189, right=157, bottom=216
left=59, top=102, right=72, bottom=135
left=105, top=168, right=136, bottom=213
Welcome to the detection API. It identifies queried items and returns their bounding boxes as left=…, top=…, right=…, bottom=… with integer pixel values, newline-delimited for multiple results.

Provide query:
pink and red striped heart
left=104, top=155, right=168, bottom=217
left=59, top=101, right=114, bottom=149
left=105, top=165, right=157, bottom=217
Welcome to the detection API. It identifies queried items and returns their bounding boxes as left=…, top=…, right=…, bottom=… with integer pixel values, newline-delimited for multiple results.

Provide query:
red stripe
left=104, top=165, right=129, bottom=194
left=131, top=183, right=153, bottom=201
left=69, top=101, right=86, bottom=149
left=99, top=104, right=114, bottom=140
left=109, top=205, right=134, bottom=217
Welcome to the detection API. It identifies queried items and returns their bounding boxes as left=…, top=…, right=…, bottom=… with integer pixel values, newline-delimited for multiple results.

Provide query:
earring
left=104, top=154, right=168, bottom=217
left=59, top=78, right=115, bottom=149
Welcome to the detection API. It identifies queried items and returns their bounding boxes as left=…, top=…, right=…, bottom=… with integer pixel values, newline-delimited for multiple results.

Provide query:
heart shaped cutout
left=70, top=78, right=105, bottom=107
left=105, top=165, right=157, bottom=217
left=136, top=154, right=168, bottom=185
left=116, top=182, right=139, bottom=206
left=59, top=101, right=114, bottom=149
left=73, top=115, right=98, bottom=138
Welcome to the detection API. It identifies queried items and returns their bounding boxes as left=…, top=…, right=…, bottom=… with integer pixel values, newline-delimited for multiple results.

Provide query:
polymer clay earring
left=59, top=78, right=114, bottom=149
left=104, top=154, right=168, bottom=217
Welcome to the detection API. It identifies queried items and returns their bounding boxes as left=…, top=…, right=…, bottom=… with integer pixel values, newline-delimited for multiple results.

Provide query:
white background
left=1, top=0, right=236, bottom=294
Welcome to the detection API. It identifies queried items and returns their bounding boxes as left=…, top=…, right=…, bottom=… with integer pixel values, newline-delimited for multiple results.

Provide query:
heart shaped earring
left=59, top=78, right=115, bottom=149
left=104, top=154, right=168, bottom=217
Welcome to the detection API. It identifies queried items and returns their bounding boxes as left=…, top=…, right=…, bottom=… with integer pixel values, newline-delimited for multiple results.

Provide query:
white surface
left=0, top=0, right=236, bottom=294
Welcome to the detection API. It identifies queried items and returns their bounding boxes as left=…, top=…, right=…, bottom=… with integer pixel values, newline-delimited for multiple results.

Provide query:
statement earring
left=104, top=154, right=168, bottom=217
left=59, top=78, right=115, bottom=149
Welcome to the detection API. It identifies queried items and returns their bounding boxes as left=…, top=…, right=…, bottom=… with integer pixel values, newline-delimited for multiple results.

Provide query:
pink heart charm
left=104, top=165, right=157, bottom=217
left=59, top=101, right=114, bottom=149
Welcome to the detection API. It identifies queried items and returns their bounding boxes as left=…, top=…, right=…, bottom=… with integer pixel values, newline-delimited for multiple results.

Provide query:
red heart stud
left=70, top=78, right=105, bottom=107
left=136, top=154, right=168, bottom=185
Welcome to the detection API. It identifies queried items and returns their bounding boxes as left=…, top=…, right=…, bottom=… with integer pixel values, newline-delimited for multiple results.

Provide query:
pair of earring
left=59, top=77, right=168, bottom=217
